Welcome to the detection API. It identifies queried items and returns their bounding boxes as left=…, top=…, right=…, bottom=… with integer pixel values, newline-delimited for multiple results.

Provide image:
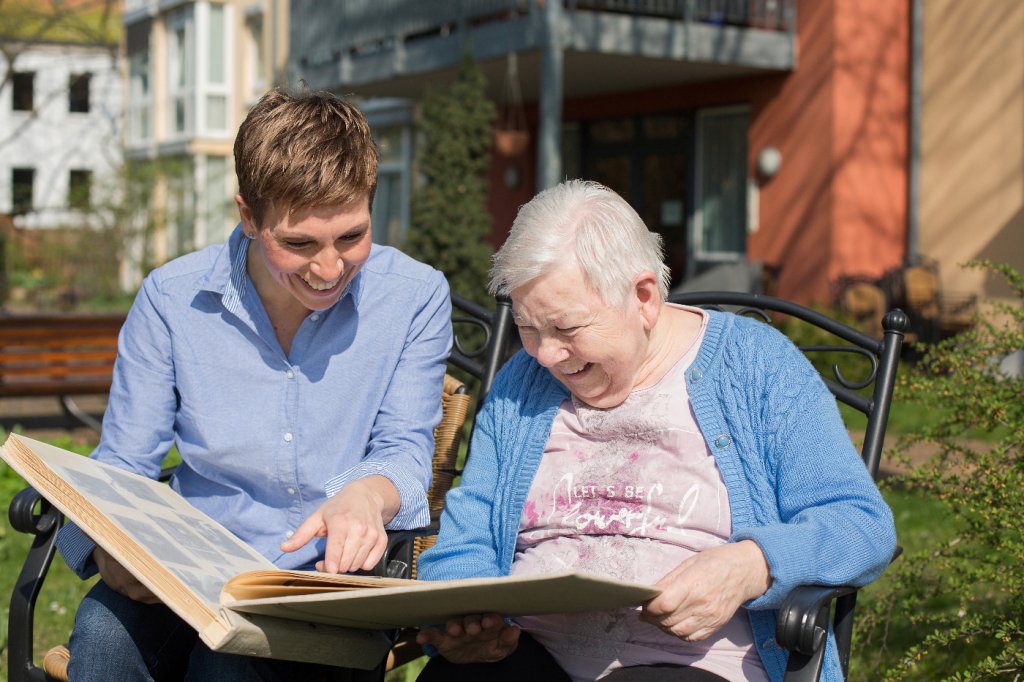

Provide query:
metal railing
left=292, top=0, right=794, bottom=66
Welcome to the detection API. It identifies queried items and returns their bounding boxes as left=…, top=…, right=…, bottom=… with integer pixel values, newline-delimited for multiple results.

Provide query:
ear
left=632, top=271, right=661, bottom=332
left=235, top=195, right=256, bottom=233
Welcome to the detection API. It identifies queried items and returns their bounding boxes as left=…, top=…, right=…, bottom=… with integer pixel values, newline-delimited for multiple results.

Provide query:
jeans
left=68, top=581, right=357, bottom=682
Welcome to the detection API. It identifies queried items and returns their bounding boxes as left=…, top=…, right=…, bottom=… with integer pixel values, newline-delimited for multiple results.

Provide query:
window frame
left=12, top=168, right=35, bottom=215
left=12, top=71, right=34, bottom=112
left=69, top=73, right=92, bottom=113
left=68, top=169, right=93, bottom=210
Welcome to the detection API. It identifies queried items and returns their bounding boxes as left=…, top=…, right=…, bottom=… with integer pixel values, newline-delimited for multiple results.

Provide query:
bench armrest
left=776, top=584, right=856, bottom=657
left=8, top=485, right=65, bottom=682
left=375, top=525, right=440, bottom=579
left=778, top=546, right=903, bottom=682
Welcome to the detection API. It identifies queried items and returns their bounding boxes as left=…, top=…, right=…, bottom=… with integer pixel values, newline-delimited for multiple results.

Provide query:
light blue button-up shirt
left=57, top=226, right=452, bottom=577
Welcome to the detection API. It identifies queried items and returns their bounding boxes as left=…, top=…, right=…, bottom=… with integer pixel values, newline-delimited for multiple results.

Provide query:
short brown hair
left=234, top=88, right=378, bottom=228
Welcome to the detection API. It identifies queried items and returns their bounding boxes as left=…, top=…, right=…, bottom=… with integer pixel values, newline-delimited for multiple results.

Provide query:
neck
left=635, top=304, right=702, bottom=390
left=245, top=239, right=310, bottom=347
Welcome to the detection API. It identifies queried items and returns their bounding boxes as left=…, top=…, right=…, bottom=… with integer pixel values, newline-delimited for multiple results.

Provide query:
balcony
left=290, top=0, right=797, bottom=101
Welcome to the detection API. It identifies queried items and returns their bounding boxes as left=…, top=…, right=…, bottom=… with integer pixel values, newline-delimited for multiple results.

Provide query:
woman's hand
left=94, top=546, right=160, bottom=604
left=640, top=540, right=771, bottom=641
left=280, top=475, right=399, bottom=573
left=416, top=613, right=521, bottom=663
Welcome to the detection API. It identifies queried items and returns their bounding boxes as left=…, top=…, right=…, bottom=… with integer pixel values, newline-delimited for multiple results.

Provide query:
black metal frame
left=6, top=292, right=905, bottom=682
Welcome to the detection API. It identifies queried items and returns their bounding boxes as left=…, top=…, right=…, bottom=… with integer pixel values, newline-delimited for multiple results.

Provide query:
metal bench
left=7, top=292, right=907, bottom=682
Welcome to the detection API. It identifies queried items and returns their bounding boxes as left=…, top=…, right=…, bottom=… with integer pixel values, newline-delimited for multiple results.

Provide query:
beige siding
left=920, top=0, right=1024, bottom=303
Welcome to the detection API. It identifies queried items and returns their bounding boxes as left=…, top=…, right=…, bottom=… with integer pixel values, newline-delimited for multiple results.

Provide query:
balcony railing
left=294, top=0, right=794, bottom=67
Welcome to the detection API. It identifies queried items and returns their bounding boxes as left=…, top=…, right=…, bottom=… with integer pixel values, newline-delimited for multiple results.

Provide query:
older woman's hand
left=280, top=475, right=399, bottom=574
left=640, top=539, right=771, bottom=641
left=416, top=613, right=521, bottom=663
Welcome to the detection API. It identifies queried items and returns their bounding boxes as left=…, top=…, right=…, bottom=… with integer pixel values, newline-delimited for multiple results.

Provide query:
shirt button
left=287, top=487, right=296, bottom=495
left=310, top=314, right=320, bottom=322
left=714, top=434, right=732, bottom=449
left=283, top=432, right=293, bottom=442
left=286, top=369, right=294, bottom=379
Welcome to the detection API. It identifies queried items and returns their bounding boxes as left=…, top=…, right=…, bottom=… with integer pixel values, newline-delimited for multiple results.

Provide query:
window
left=69, top=73, right=91, bottom=113
left=12, top=72, right=34, bottom=111
left=129, top=52, right=152, bottom=140
left=167, top=6, right=195, bottom=135
left=246, top=10, right=266, bottom=99
left=371, top=125, right=412, bottom=247
left=69, top=170, right=92, bottom=209
left=12, top=168, right=35, bottom=215
left=695, top=107, right=749, bottom=260
left=204, top=2, right=228, bottom=131
left=127, top=19, right=153, bottom=142
left=200, top=155, right=233, bottom=244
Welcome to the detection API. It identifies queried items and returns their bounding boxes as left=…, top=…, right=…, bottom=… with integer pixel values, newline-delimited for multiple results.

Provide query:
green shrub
left=853, top=261, right=1023, bottom=680
left=407, top=50, right=495, bottom=308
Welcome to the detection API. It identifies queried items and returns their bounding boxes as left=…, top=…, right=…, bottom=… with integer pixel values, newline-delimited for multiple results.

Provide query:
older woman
left=56, top=88, right=452, bottom=681
left=416, top=180, right=895, bottom=682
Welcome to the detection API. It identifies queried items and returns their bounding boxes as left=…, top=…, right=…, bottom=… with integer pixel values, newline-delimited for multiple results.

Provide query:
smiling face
left=238, top=196, right=373, bottom=313
left=511, top=260, right=662, bottom=409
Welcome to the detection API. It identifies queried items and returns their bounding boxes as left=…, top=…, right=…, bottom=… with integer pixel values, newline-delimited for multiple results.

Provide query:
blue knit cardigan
left=418, top=310, right=896, bottom=681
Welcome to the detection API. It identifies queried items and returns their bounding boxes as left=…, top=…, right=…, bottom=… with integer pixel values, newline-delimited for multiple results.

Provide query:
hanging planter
left=494, top=129, right=529, bottom=157
left=494, top=52, right=529, bottom=157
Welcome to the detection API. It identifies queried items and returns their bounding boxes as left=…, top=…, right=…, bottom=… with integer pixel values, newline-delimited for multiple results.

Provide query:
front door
left=580, top=114, right=691, bottom=289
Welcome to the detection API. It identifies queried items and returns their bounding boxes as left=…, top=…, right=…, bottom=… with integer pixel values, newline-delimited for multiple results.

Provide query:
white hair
left=489, top=179, right=671, bottom=306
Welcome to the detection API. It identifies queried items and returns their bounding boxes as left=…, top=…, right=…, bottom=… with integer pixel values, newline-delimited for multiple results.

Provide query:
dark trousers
left=416, top=632, right=728, bottom=681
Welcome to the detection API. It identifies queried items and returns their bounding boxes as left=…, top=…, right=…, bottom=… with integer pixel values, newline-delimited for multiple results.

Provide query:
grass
left=0, top=434, right=97, bottom=682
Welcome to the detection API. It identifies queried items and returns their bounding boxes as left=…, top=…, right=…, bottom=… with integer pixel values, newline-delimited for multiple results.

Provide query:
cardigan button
left=714, top=434, right=732, bottom=449
left=689, top=367, right=703, bottom=382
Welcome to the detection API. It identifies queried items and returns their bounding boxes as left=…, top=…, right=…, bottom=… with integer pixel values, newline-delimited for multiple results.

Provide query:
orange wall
left=751, top=0, right=908, bottom=302
left=748, top=0, right=838, bottom=301
left=829, top=1, right=909, bottom=291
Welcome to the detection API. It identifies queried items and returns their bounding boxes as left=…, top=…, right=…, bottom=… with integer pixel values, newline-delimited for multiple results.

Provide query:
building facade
left=121, top=0, right=288, bottom=273
left=288, top=0, right=910, bottom=305
left=0, top=38, right=122, bottom=230
left=918, top=0, right=1024, bottom=309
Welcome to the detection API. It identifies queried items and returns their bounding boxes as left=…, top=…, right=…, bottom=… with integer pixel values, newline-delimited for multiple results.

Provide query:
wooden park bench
left=6, top=292, right=907, bottom=682
left=0, top=313, right=126, bottom=432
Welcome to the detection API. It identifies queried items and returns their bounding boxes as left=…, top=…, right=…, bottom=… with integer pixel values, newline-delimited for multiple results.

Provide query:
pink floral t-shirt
left=510, top=309, right=768, bottom=681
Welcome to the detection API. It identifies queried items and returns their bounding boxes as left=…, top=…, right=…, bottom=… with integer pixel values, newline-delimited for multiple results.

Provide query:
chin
left=570, top=388, right=628, bottom=410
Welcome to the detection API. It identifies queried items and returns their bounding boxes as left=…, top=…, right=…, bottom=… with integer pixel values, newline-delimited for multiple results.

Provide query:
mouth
left=300, top=274, right=342, bottom=294
left=559, top=362, right=592, bottom=378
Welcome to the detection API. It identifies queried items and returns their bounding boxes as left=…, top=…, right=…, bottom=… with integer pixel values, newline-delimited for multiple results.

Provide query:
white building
left=0, top=39, right=122, bottom=229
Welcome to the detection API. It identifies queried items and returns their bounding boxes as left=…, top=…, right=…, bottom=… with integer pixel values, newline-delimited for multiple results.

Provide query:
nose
left=534, top=334, right=569, bottom=368
left=309, top=247, right=343, bottom=281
